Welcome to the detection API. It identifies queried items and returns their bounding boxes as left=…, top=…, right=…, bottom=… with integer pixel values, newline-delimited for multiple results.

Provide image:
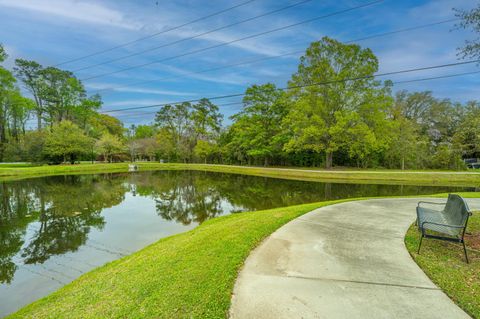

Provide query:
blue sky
left=0, top=0, right=478, bottom=127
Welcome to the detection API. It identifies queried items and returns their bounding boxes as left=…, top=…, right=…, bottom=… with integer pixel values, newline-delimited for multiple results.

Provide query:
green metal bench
left=416, top=194, right=472, bottom=263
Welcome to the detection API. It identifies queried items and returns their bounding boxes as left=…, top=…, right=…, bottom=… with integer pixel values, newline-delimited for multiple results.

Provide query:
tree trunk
left=325, top=151, right=333, bottom=169
left=37, top=110, right=42, bottom=130
left=401, top=156, right=405, bottom=170
left=264, top=157, right=268, bottom=167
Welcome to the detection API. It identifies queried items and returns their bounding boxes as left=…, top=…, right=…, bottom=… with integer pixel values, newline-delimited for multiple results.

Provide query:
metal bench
left=416, top=194, right=472, bottom=263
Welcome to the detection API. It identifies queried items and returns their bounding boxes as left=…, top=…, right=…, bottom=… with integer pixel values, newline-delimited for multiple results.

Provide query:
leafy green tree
left=155, top=102, right=191, bottom=161
left=14, top=59, right=45, bottom=130
left=88, top=113, right=125, bottom=138
left=134, top=137, right=159, bottom=161
left=455, top=4, right=480, bottom=59
left=384, top=117, right=426, bottom=169
left=155, top=128, right=176, bottom=162
left=229, top=83, right=286, bottom=166
left=191, top=98, right=223, bottom=139
left=74, top=94, right=102, bottom=129
left=452, top=102, right=480, bottom=159
left=0, top=54, right=16, bottom=157
left=154, top=99, right=222, bottom=162
left=95, top=133, right=125, bottom=163
left=284, top=37, right=390, bottom=168
left=430, top=143, right=465, bottom=170
left=5, top=91, right=34, bottom=139
left=134, top=124, right=156, bottom=139
left=194, top=139, right=218, bottom=163
left=0, top=46, right=35, bottom=159
left=38, top=67, right=86, bottom=125
left=44, top=121, right=92, bottom=163
left=0, top=44, right=6, bottom=62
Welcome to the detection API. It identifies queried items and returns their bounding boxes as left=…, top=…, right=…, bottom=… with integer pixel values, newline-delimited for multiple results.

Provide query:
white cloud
left=157, top=64, right=255, bottom=86
left=106, top=99, right=170, bottom=108
left=408, top=0, right=475, bottom=20
left=85, top=82, right=198, bottom=96
left=0, top=0, right=140, bottom=29
left=167, top=27, right=290, bottom=57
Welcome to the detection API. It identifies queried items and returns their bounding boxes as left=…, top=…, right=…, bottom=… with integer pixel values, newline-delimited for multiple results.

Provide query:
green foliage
left=455, top=3, right=480, bottom=60
left=88, top=113, right=125, bottom=138
left=284, top=37, right=391, bottom=168
left=95, top=133, right=124, bottom=163
left=453, top=102, right=480, bottom=159
left=0, top=44, right=7, bottom=63
left=1, top=38, right=477, bottom=170
left=194, top=139, right=218, bottom=163
left=3, top=131, right=46, bottom=163
left=154, top=128, right=177, bottom=162
left=430, top=143, right=465, bottom=170
left=155, top=99, right=222, bottom=162
left=227, top=83, right=286, bottom=166
left=133, top=124, right=156, bottom=139
left=43, top=121, right=92, bottom=163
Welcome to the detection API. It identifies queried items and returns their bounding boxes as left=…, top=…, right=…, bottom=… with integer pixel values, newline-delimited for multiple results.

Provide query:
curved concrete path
left=230, top=198, right=480, bottom=319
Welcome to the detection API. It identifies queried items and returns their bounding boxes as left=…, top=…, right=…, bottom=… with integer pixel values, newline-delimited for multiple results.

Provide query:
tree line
left=1, top=34, right=479, bottom=169
left=126, top=37, right=480, bottom=170
left=0, top=44, right=126, bottom=163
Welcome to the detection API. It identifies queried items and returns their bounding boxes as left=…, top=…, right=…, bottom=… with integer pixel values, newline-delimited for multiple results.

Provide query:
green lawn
left=0, top=162, right=480, bottom=186
left=405, top=211, right=480, bottom=318
left=8, top=200, right=351, bottom=319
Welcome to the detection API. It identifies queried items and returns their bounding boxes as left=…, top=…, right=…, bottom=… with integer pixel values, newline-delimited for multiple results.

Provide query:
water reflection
left=0, top=170, right=473, bottom=315
left=0, top=174, right=128, bottom=284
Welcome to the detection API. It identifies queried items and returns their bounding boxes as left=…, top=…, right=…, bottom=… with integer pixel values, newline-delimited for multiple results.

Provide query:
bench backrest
left=444, top=194, right=471, bottom=226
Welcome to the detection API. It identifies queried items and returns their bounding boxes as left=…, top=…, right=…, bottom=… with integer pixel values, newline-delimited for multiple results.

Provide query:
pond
left=0, top=170, right=475, bottom=316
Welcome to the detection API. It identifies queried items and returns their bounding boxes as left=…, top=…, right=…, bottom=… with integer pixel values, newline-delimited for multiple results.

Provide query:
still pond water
left=0, top=170, right=475, bottom=316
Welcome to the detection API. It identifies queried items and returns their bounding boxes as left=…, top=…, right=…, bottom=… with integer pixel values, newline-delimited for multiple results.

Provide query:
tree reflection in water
left=0, top=174, right=127, bottom=283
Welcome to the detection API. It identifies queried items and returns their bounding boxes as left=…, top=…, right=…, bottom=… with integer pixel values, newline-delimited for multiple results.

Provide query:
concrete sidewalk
left=230, top=198, right=480, bottom=319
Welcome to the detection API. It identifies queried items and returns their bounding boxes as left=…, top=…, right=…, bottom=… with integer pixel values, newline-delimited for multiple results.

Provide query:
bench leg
left=417, top=232, right=424, bottom=254
left=462, top=241, right=469, bottom=264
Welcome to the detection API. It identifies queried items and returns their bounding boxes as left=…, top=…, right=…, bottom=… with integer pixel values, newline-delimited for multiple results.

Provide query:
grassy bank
left=0, top=162, right=479, bottom=186
left=8, top=199, right=350, bottom=319
left=8, top=194, right=480, bottom=318
left=405, top=212, right=480, bottom=318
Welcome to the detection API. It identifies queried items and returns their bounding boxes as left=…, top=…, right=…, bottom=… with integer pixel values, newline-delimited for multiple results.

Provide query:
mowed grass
left=8, top=200, right=352, bottom=319
left=0, top=162, right=480, bottom=186
left=405, top=211, right=480, bottom=318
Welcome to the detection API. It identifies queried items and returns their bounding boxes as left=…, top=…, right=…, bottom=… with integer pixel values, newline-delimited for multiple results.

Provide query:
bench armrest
left=417, top=201, right=446, bottom=208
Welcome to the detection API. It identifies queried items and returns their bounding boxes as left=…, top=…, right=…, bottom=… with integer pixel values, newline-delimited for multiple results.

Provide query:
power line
left=54, top=0, right=257, bottom=67
left=72, top=0, right=314, bottom=73
left=112, top=101, right=244, bottom=118
left=80, top=0, right=384, bottom=81
left=100, top=59, right=480, bottom=114
left=392, top=70, right=480, bottom=84
left=92, top=18, right=458, bottom=96
left=114, top=69, right=480, bottom=122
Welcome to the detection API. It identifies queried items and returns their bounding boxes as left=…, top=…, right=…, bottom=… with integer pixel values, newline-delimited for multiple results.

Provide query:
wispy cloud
left=0, top=0, right=140, bottom=29
left=106, top=99, right=168, bottom=108
left=86, top=82, right=198, bottom=96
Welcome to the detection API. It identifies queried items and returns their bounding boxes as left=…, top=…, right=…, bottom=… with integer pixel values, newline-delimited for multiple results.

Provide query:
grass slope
left=405, top=212, right=480, bottom=318
left=0, top=162, right=480, bottom=186
left=9, top=200, right=352, bottom=319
